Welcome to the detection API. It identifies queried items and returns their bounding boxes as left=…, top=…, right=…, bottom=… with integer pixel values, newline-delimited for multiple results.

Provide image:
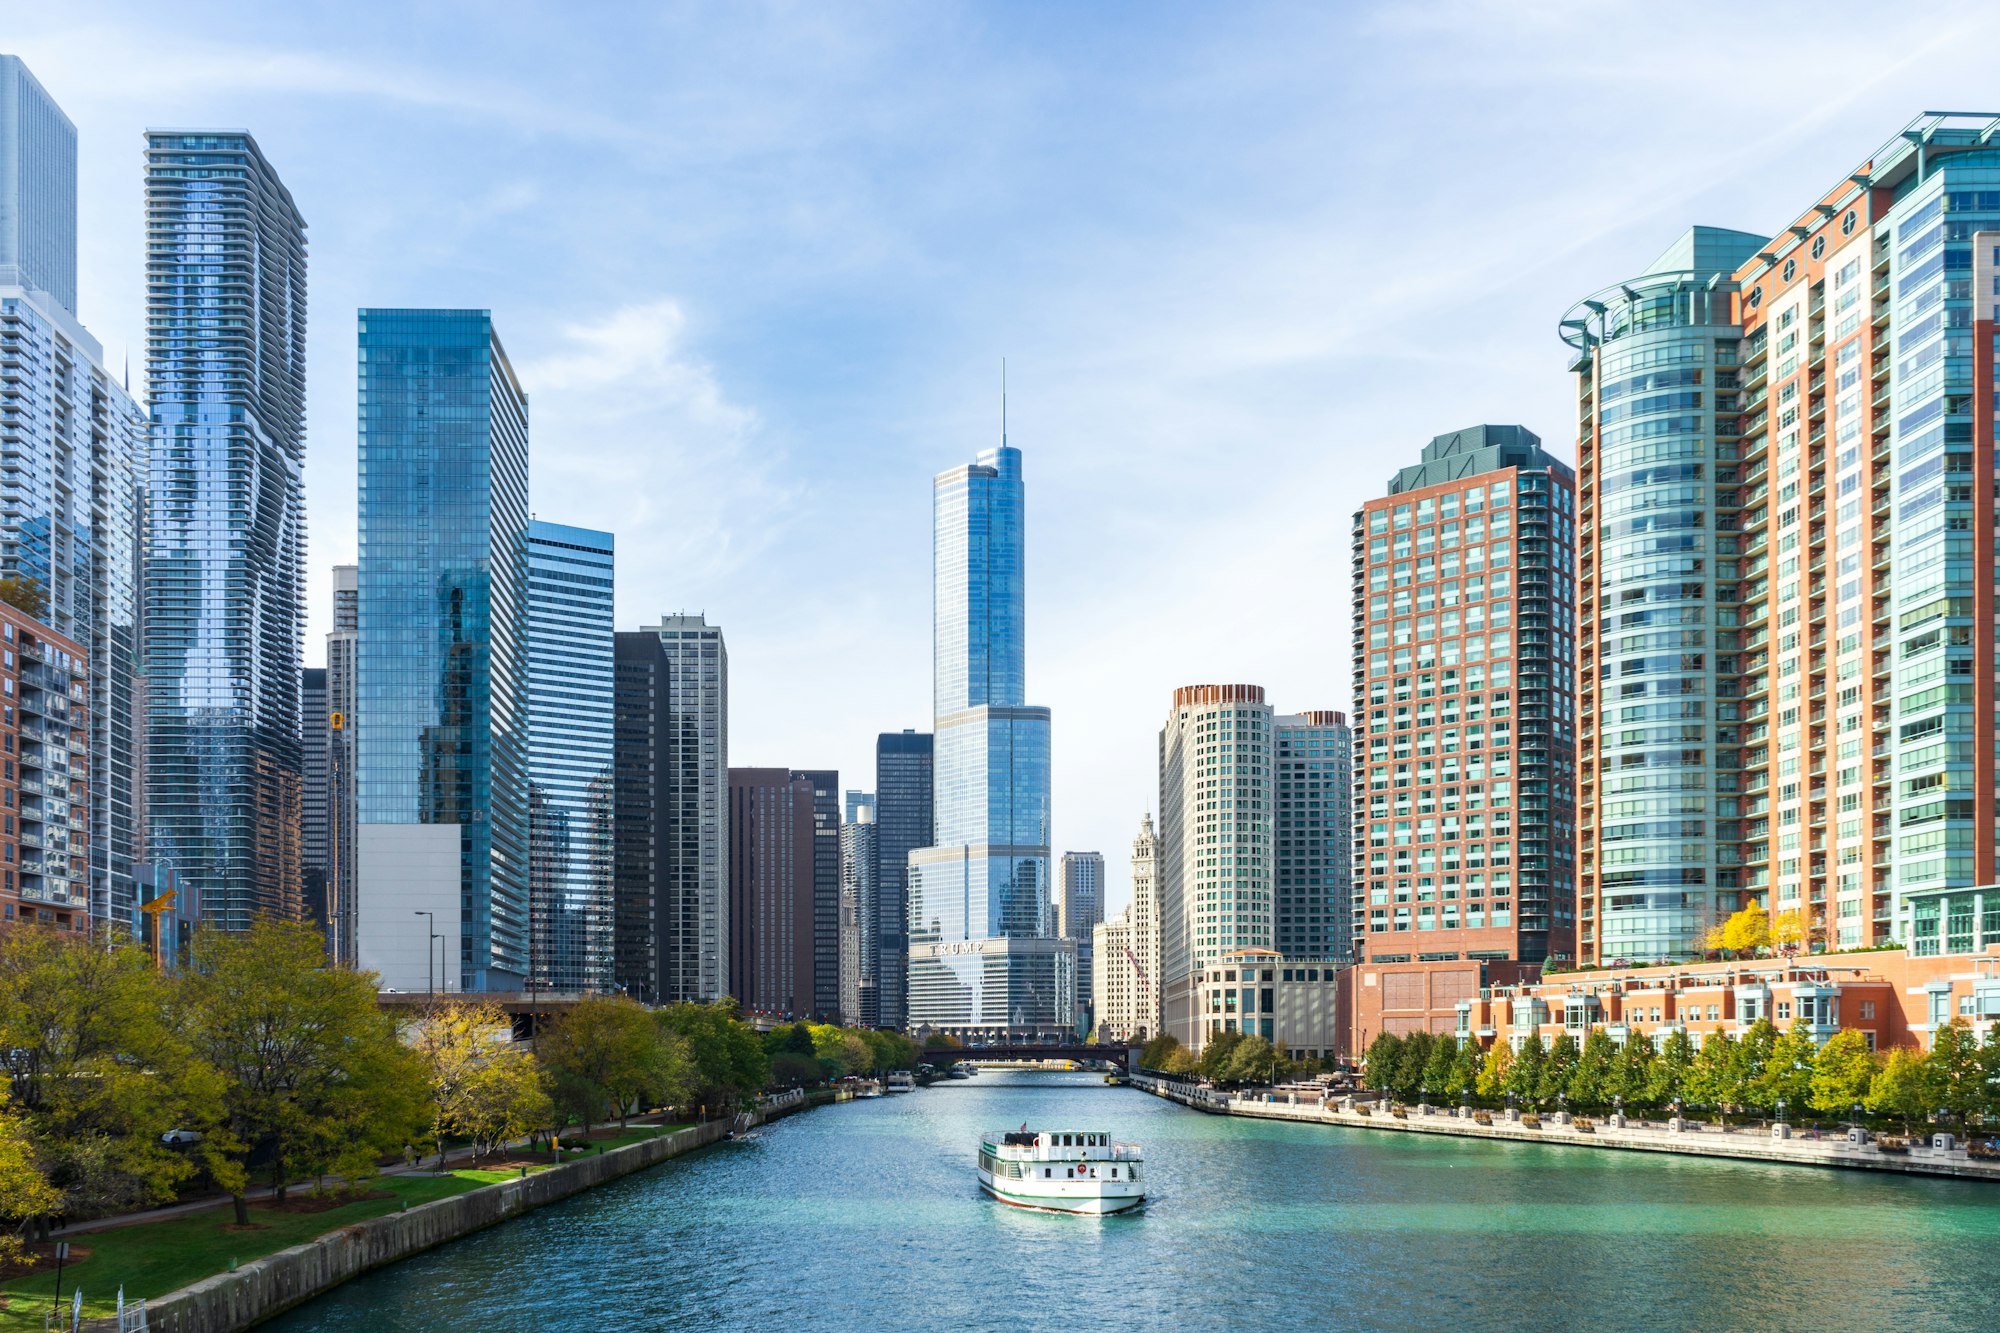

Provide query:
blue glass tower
left=354, top=309, right=529, bottom=992
left=907, top=443, right=1071, bottom=1036
left=526, top=520, right=615, bottom=993
left=143, top=130, right=307, bottom=931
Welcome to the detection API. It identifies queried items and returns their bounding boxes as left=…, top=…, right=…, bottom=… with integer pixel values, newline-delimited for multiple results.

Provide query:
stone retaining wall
left=1129, top=1074, right=2000, bottom=1182
left=132, top=1090, right=825, bottom=1332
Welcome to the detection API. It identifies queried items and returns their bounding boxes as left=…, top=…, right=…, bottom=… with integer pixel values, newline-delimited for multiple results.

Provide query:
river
left=271, top=1070, right=2000, bottom=1331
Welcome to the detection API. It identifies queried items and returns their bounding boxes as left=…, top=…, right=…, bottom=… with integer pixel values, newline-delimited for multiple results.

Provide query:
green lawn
left=0, top=1172, right=493, bottom=1331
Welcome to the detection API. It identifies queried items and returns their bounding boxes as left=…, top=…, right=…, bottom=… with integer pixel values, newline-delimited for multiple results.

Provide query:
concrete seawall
left=132, top=1090, right=823, bottom=1332
left=1129, top=1075, right=2000, bottom=1182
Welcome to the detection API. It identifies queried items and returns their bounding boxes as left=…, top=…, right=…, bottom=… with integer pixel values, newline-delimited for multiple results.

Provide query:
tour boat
left=855, top=1080, right=883, bottom=1098
left=886, top=1071, right=916, bottom=1093
left=977, top=1128, right=1145, bottom=1215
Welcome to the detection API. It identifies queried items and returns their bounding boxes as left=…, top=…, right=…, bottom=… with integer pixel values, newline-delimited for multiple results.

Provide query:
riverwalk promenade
left=1129, top=1074, right=2000, bottom=1181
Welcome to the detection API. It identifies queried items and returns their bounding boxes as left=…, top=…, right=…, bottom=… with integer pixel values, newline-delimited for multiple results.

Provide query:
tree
left=0, top=575, right=47, bottom=620
left=1650, top=1028, right=1695, bottom=1108
left=1362, top=1033, right=1402, bottom=1093
left=1539, top=1033, right=1580, bottom=1107
left=1733, top=1019, right=1779, bottom=1113
left=768, top=1053, right=823, bottom=1089
left=1444, top=1036, right=1480, bottom=1102
left=1685, top=1032, right=1744, bottom=1121
left=407, top=999, right=527, bottom=1168
left=1927, top=1019, right=1983, bottom=1129
left=1868, top=1048, right=1940, bottom=1135
left=1393, top=1032, right=1435, bottom=1102
left=1199, top=1029, right=1247, bottom=1084
left=1771, top=908, right=1811, bottom=958
left=1979, top=1027, right=2000, bottom=1123
left=1722, top=907, right=1771, bottom=956
left=1753, top=1020, right=1816, bottom=1115
left=1140, top=1034, right=1184, bottom=1071
left=1809, top=1029, right=1877, bottom=1117
left=1161, top=1045, right=1199, bottom=1076
left=1474, top=1042, right=1512, bottom=1103
left=1606, top=1035, right=1655, bottom=1110
left=0, top=1083, right=57, bottom=1269
left=1422, top=1035, right=1459, bottom=1099
left=1570, top=1029, right=1617, bottom=1109
left=183, top=921, right=425, bottom=1220
left=459, top=1048, right=553, bottom=1161
left=0, top=926, right=218, bottom=1228
left=656, top=1001, right=769, bottom=1115
left=1505, top=1036, right=1546, bottom=1107
left=810, top=1024, right=875, bottom=1080
left=539, top=996, right=689, bottom=1134
left=1223, top=1035, right=1280, bottom=1087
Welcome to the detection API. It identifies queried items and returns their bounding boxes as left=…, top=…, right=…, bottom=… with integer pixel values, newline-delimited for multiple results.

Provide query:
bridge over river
left=924, top=1042, right=1141, bottom=1071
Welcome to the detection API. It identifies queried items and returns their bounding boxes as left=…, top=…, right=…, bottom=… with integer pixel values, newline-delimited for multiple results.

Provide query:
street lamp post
left=413, top=911, right=438, bottom=998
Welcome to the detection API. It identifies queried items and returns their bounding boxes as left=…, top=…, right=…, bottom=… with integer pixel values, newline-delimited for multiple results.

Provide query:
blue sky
left=14, top=1, right=2000, bottom=914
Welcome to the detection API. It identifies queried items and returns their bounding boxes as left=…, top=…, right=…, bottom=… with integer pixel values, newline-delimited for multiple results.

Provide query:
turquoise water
left=274, top=1071, right=2000, bottom=1331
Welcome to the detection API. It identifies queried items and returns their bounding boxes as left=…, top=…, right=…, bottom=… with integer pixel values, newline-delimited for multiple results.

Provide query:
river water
left=273, top=1070, right=2000, bottom=1331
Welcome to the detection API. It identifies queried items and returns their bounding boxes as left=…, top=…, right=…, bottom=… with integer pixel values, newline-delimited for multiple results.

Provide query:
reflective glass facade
left=143, top=131, right=306, bottom=931
left=643, top=615, right=728, bottom=1001
left=908, top=443, right=1067, bottom=1033
left=526, top=521, right=614, bottom=993
left=0, top=56, right=76, bottom=315
left=356, top=309, right=528, bottom=990
left=871, top=729, right=931, bottom=1029
left=1274, top=711, right=1351, bottom=960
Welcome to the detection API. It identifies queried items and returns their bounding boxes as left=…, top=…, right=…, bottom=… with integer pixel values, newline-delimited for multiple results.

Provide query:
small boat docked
left=978, top=1128, right=1144, bottom=1215
left=886, top=1071, right=916, bottom=1093
left=854, top=1080, right=883, bottom=1098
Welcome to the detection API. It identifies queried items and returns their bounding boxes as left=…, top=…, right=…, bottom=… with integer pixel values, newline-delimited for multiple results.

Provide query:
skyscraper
left=1274, top=711, right=1352, bottom=960
left=727, top=767, right=815, bottom=1017
left=301, top=666, right=329, bottom=935
left=325, top=565, right=358, bottom=963
left=354, top=309, right=528, bottom=993
left=1349, top=425, right=1578, bottom=967
left=1564, top=115, right=2000, bottom=963
left=907, top=443, right=1070, bottom=1038
left=1158, top=684, right=1274, bottom=1048
left=644, top=614, right=729, bottom=1001
left=840, top=798, right=876, bottom=1025
left=799, top=767, right=841, bottom=1018
left=144, top=129, right=307, bottom=932
left=0, top=56, right=76, bottom=314
left=1093, top=817, right=1162, bottom=1042
left=526, top=521, right=615, bottom=993
left=872, top=729, right=931, bottom=1030
left=1055, top=851, right=1105, bottom=942
left=612, top=630, right=671, bottom=1000
left=0, top=59, right=145, bottom=935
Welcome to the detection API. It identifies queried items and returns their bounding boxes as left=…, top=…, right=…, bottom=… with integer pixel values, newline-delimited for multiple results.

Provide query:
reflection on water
left=272, top=1070, right=2000, bottom=1332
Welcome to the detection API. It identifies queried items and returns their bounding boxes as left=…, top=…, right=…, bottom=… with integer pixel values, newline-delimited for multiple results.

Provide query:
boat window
left=1110, top=1167, right=1118, bottom=1178
left=1045, top=1168, right=1052, bottom=1178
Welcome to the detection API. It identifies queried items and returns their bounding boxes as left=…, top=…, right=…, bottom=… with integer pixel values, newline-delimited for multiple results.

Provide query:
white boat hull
left=977, top=1167, right=1145, bottom=1215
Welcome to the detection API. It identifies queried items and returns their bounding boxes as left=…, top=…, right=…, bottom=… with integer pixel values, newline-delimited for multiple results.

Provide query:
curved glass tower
left=1564, top=227, right=1765, bottom=964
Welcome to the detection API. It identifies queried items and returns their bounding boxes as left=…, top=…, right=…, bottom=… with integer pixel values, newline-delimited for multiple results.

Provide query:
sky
left=13, top=0, right=2000, bottom=919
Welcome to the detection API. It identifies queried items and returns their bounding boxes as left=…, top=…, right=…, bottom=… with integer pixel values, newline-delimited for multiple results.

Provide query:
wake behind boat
left=978, top=1128, right=1144, bottom=1215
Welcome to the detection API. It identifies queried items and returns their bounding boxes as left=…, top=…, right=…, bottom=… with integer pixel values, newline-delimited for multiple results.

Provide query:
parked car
left=161, top=1129, right=204, bottom=1148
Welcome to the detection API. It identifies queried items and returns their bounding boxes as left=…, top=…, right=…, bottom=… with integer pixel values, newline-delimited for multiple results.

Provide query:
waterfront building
left=1126, top=813, right=1162, bottom=1036
left=1349, top=425, right=1578, bottom=968
left=301, top=667, right=329, bottom=935
left=1563, top=117, right=2000, bottom=962
left=143, top=128, right=307, bottom=932
left=907, top=442, right=1071, bottom=1039
left=525, top=521, right=615, bottom=994
left=1055, top=851, right=1105, bottom=941
left=354, top=309, right=529, bottom=993
left=0, top=72, right=145, bottom=937
left=642, top=614, right=729, bottom=1001
left=611, top=630, right=670, bottom=1001
left=728, top=768, right=817, bottom=1017
left=1195, top=949, right=1342, bottom=1061
left=872, top=729, right=931, bottom=1029
left=1348, top=946, right=2000, bottom=1061
left=1158, top=684, right=1274, bottom=1050
left=840, top=798, right=876, bottom=1025
left=1092, top=913, right=1134, bottom=1041
left=325, top=565, right=358, bottom=963
left=0, top=56, right=76, bottom=314
left=0, top=603, right=89, bottom=935
left=1274, top=711, right=1352, bottom=961
left=800, top=768, right=841, bottom=1019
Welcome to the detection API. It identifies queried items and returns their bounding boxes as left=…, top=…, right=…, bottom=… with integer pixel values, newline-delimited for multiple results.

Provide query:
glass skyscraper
left=143, top=130, right=307, bottom=931
left=0, top=60, right=145, bottom=936
left=907, top=444, right=1071, bottom=1037
left=871, top=729, right=931, bottom=1029
left=354, top=309, right=529, bottom=992
left=525, top=520, right=615, bottom=993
